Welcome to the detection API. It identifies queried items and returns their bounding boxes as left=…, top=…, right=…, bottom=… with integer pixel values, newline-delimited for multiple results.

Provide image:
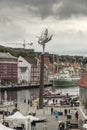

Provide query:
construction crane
left=22, top=40, right=33, bottom=49
left=6, top=40, right=33, bottom=49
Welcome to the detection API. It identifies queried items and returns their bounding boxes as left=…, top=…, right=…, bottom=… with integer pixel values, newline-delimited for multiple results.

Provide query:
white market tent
left=4, top=111, right=46, bottom=130
left=5, top=111, right=40, bottom=122
left=4, top=111, right=31, bottom=130
left=26, top=115, right=39, bottom=122
left=0, top=123, right=14, bottom=130
left=83, top=124, right=87, bottom=129
left=5, top=111, right=27, bottom=121
left=5, top=111, right=46, bottom=123
left=26, top=115, right=47, bottom=124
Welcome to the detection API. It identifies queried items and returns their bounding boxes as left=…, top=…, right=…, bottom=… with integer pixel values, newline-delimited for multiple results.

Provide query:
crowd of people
left=50, top=106, right=79, bottom=130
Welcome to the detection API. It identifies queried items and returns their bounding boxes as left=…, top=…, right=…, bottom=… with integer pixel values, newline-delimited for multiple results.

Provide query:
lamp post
left=38, top=29, right=53, bottom=109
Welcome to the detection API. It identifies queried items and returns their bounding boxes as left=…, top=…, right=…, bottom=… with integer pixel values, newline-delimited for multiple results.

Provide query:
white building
left=18, top=56, right=48, bottom=85
left=18, top=56, right=31, bottom=84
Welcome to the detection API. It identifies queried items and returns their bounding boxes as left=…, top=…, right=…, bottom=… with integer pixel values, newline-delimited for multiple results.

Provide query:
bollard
left=43, top=122, right=47, bottom=130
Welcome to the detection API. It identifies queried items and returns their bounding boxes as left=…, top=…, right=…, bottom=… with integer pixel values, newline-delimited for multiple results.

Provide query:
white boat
left=43, top=89, right=62, bottom=97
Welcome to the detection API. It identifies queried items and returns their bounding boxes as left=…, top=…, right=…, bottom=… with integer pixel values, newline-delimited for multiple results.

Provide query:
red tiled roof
left=70, top=63, right=80, bottom=67
left=77, top=73, right=87, bottom=88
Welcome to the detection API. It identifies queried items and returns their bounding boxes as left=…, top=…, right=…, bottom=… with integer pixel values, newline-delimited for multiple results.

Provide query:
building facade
left=18, top=56, right=49, bottom=85
left=0, top=52, right=18, bottom=85
left=18, top=56, right=31, bottom=84
left=77, top=73, right=87, bottom=103
left=30, top=61, right=48, bottom=85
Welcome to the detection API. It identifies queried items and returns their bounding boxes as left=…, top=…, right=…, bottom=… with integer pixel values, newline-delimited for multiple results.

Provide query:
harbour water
left=0, top=85, right=83, bottom=130
left=17, top=85, right=79, bottom=103
left=56, top=85, right=79, bottom=96
left=2, top=85, right=79, bottom=104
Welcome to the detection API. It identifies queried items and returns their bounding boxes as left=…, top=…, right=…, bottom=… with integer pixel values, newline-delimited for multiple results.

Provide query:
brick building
left=0, top=52, right=18, bottom=85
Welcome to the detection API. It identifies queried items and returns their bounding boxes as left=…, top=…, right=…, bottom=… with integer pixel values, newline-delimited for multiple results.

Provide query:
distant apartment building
left=0, top=52, right=18, bottom=85
left=44, top=56, right=53, bottom=80
left=29, top=57, right=40, bottom=85
left=30, top=58, right=48, bottom=85
left=18, top=56, right=49, bottom=85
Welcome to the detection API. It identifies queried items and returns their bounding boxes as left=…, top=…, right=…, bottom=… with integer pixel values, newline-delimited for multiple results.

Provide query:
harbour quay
left=0, top=99, right=86, bottom=130
left=0, top=84, right=86, bottom=130
left=0, top=83, right=52, bottom=91
left=0, top=83, right=52, bottom=106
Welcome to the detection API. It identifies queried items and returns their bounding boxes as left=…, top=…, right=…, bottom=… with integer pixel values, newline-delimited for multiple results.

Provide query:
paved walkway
left=0, top=102, right=85, bottom=130
left=19, top=103, right=68, bottom=130
left=0, top=103, right=72, bottom=130
left=16, top=103, right=78, bottom=130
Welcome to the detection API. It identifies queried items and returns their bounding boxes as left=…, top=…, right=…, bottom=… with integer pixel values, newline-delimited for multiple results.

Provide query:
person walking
left=31, top=121, right=36, bottom=130
left=58, top=121, right=61, bottom=130
left=53, top=98, right=55, bottom=105
left=68, top=109, right=70, bottom=114
left=56, top=99, right=58, bottom=105
left=43, top=122, right=48, bottom=130
left=64, top=109, right=67, bottom=116
left=61, top=122, right=65, bottom=130
left=59, top=121, right=65, bottom=130
left=75, top=111, right=79, bottom=120
left=28, top=99, right=30, bottom=105
left=59, top=122, right=63, bottom=130
left=51, top=107, right=53, bottom=115
left=54, top=110, right=59, bottom=120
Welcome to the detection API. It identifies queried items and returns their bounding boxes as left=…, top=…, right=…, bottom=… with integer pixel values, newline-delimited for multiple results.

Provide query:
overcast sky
left=0, top=0, right=87, bottom=56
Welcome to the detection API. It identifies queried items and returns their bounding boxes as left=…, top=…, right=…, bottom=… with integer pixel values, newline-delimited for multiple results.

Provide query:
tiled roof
left=0, top=52, right=17, bottom=59
left=70, top=63, right=80, bottom=67
left=24, top=57, right=37, bottom=65
left=77, top=73, right=87, bottom=88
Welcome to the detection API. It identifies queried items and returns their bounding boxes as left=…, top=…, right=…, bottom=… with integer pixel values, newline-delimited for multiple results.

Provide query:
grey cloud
left=0, top=21, right=26, bottom=42
left=56, top=0, right=87, bottom=19
left=1, top=0, right=87, bottom=20
left=0, top=0, right=60, bottom=20
left=10, top=0, right=87, bottom=19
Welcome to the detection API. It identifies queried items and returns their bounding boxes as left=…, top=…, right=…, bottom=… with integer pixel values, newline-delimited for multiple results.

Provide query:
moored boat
left=43, top=89, right=62, bottom=98
left=49, top=70, right=81, bottom=87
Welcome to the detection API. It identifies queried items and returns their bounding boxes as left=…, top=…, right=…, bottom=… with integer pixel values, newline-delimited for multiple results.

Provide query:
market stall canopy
left=0, top=123, right=14, bottom=130
left=4, top=111, right=46, bottom=123
left=26, top=115, right=39, bottom=122
left=83, top=124, right=87, bottom=129
left=5, top=111, right=27, bottom=121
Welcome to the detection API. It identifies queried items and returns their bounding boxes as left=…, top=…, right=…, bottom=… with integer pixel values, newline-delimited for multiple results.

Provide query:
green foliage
left=0, top=45, right=87, bottom=64
left=0, top=46, right=35, bottom=58
left=84, top=99, right=87, bottom=109
left=27, top=51, right=35, bottom=57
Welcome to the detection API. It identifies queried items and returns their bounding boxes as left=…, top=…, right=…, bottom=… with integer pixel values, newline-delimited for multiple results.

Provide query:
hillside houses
left=0, top=51, right=84, bottom=86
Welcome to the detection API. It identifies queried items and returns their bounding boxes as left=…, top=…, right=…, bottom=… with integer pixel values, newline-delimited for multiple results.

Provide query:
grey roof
left=0, top=52, right=17, bottom=59
left=24, top=57, right=37, bottom=65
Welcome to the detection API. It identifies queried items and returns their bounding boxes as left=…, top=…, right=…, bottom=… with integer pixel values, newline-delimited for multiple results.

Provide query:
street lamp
left=38, top=29, right=53, bottom=109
